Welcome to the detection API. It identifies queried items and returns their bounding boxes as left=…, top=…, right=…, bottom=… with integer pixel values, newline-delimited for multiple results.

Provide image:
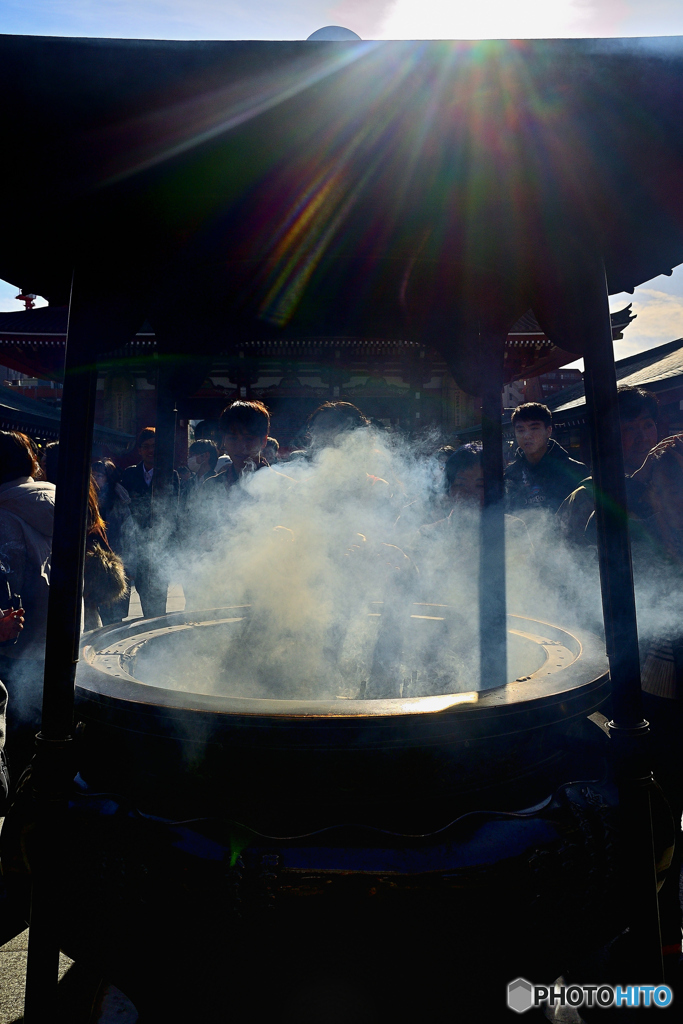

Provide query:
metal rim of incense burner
left=77, top=607, right=610, bottom=737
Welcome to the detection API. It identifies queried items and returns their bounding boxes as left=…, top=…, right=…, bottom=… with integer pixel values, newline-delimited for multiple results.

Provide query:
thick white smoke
left=129, top=427, right=683, bottom=700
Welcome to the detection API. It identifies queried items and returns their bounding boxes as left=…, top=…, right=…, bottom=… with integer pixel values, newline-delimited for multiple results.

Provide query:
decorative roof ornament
left=306, top=26, right=361, bottom=40
left=610, top=303, right=637, bottom=340
left=15, top=291, right=37, bottom=311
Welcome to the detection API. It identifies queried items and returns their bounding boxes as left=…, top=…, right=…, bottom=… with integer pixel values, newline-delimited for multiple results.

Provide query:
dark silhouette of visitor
left=306, top=401, right=369, bottom=452
left=121, top=427, right=169, bottom=619
left=0, top=431, right=52, bottom=773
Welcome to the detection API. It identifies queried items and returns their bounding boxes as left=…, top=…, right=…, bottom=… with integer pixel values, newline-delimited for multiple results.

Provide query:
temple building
left=0, top=306, right=131, bottom=447
left=0, top=302, right=636, bottom=458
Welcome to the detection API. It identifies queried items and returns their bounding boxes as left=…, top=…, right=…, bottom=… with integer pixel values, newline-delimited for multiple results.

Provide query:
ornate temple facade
left=0, top=304, right=636, bottom=456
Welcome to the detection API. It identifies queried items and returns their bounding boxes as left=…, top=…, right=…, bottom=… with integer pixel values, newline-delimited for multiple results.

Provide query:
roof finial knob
left=307, top=26, right=361, bottom=41
left=15, top=291, right=36, bottom=311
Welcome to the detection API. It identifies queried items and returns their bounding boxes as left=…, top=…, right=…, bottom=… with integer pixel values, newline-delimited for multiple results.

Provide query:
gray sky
left=2, top=0, right=683, bottom=361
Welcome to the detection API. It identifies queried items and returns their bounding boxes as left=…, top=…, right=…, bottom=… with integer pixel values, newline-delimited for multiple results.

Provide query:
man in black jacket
left=505, top=403, right=587, bottom=517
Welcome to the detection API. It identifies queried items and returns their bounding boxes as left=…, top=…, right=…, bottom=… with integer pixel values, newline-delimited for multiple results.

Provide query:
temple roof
left=550, top=336, right=683, bottom=418
left=0, top=306, right=70, bottom=335
left=0, top=33, right=680, bottom=390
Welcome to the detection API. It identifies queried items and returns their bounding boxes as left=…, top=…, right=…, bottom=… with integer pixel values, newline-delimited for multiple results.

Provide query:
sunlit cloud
left=330, top=1, right=392, bottom=39
left=379, top=0, right=592, bottom=40
left=610, top=288, right=683, bottom=361
left=377, top=0, right=683, bottom=40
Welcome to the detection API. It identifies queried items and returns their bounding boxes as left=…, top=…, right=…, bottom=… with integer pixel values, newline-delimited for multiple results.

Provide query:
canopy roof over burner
left=1, top=34, right=683, bottom=389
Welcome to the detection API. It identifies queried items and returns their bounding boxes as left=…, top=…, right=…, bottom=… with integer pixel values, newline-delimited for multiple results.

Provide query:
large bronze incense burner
left=75, top=608, right=609, bottom=827
left=0, top=610, right=622, bottom=1023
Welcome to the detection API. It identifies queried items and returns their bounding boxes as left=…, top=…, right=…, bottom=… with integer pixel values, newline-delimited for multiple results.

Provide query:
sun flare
left=378, top=0, right=599, bottom=40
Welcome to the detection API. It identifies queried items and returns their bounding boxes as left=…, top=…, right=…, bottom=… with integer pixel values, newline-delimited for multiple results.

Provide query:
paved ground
left=0, top=584, right=185, bottom=1022
left=0, top=931, right=81, bottom=1023
left=0, top=927, right=139, bottom=1024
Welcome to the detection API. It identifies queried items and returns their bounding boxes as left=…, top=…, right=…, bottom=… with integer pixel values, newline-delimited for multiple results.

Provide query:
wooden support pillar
left=479, top=333, right=507, bottom=691
left=154, top=365, right=178, bottom=500
left=23, top=277, right=143, bottom=1023
left=147, top=308, right=214, bottom=503
left=581, top=258, right=663, bottom=983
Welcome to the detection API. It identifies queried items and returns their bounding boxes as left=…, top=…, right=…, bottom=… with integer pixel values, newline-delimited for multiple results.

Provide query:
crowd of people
left=0, top=388, right=683, bottom=959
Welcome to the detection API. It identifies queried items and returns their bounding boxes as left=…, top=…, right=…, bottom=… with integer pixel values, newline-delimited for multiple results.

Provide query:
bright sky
left=2, top=0, right=683, bottom=362
left=2, top=1, right=683, bottom=41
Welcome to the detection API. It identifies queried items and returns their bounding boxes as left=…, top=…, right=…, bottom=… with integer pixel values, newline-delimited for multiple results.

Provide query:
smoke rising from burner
left=131, top=427, right=682, bottom=700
